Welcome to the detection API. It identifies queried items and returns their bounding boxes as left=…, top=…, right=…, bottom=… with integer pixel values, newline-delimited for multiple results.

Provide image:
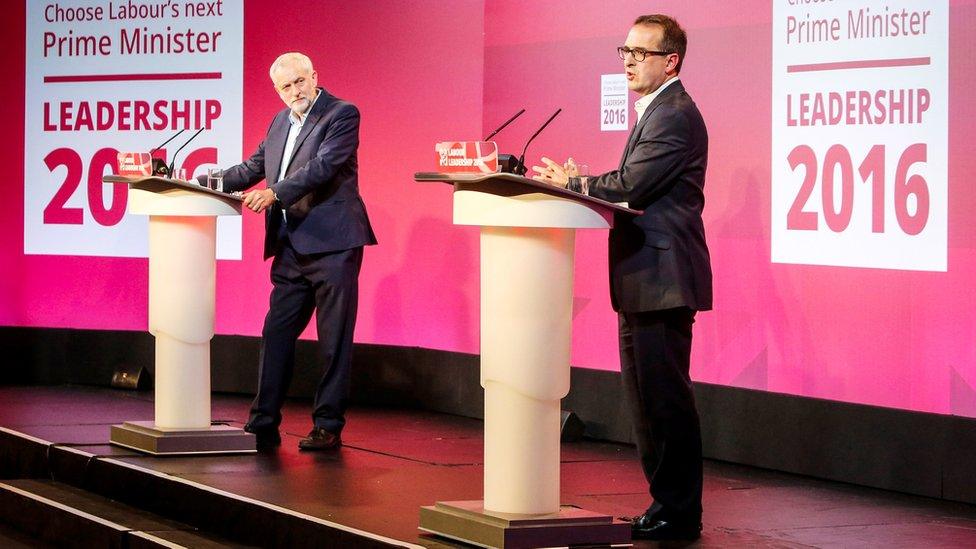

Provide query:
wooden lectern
left=103, top=175, right=255, bottom=455
left=415, top=172, right=638, bottom=548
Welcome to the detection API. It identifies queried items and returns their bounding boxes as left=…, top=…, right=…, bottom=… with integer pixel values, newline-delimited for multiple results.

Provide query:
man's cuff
left=567, top=177, right=582, bottom=193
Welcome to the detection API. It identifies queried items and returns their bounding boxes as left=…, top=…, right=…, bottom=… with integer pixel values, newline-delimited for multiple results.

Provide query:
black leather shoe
left=298, top=427, right=342, bottom=451
left=631, top=511, right=702, bottom=541
left=244, top=423, right=281, bottom=449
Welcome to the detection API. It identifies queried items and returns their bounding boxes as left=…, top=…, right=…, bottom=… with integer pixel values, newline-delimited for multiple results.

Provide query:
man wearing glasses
left=207, top=52, right=376, bottom=452
left=532, top=15, right=711, bottom=541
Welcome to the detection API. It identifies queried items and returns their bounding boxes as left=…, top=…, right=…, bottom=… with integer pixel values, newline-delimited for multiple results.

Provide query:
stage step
left=0, top=479, right=251, bottom=548
left=0, top=430, right=416, bottom=548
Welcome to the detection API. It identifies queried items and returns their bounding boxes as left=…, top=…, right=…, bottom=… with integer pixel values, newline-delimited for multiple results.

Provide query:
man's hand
left=531, top=157, right=574, bottom=187
left=243, top=188, right=276, bottom=212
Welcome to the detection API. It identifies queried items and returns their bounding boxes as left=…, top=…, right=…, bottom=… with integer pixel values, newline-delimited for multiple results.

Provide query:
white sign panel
left=25, top=0, right=243, bottom=259
left=601, top=74, right=628, bottom=131
left=771, top=0, right=948, bottom=271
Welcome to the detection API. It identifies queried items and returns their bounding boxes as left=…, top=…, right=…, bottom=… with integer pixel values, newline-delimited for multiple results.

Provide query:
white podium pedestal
left=416, top=173, right=637, bottom=548
left=104, top=176, right=255, bottom=455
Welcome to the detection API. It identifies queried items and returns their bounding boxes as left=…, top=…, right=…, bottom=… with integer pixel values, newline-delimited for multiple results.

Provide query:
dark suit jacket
left=585, top=80, right=712, bottom=313
left=219, top=88, right=376, bottom=259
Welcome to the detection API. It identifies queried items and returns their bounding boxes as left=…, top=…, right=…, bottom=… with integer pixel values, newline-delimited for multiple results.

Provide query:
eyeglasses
left=617, top=47, right=671, bottom=62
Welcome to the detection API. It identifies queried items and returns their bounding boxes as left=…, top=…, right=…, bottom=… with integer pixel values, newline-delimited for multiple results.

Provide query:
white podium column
left=109, top=182, right=255, bottom=455
left=419, top=180, right=631, bottom=548
left=148, top=215, right=217, bottom=429
left=481, top=226, right=573, bottom=514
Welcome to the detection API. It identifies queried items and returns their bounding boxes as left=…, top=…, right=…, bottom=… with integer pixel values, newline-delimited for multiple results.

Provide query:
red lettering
left=821, top=144, right=854, bottom=232
left=118, top=101, right=131, bottom=130
left=134, top=101, right=150, bottom=130
left=42, top=148, right=84, bottom=224
left=97, top=101, right=114, bottom=130
left=858, top=92, right=872, bottom=125
left=811, top=93, right=826, bottom=126
left=59, top=102, right=72, bottom=131
left=75, top=101, right=93, bottom=131
left=43, top=32, right=55, bottom=57
left=153, top=100, right=168, bottom=130
left=895, top=144, right=929, bottom=235
left=828, top=93, right=842, bottom=125
left=859, top=145, right=886, bottom=233
left=917, top=89, right=930, bottom=123
left=205, top=100, right=221, bottom=129
left=799, top=93, right=810, bottom=126
left=88, top=147, right=126, bottom=226
left=43, top=103, right=57, bottom=131
left=787, top=145, right=818, bottom=230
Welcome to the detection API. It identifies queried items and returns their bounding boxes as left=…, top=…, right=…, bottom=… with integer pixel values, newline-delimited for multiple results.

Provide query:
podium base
left=110, top=421, right=256, bottom=455
left=419, top=500, right=631, bottom=548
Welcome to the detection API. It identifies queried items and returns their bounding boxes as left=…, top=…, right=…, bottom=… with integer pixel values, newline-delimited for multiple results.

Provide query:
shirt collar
left=634, top=77, right=680, bottom=121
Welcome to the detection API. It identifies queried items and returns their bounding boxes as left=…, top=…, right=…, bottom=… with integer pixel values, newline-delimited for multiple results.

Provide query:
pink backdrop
left=3, top=1, right=975, bottom=418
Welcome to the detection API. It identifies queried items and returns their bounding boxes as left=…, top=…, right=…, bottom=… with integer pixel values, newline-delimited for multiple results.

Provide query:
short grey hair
left=269, top=52, right=313, bottom=78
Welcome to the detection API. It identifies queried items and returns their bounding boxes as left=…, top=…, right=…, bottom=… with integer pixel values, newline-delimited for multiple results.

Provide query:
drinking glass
left=578, top=164, right=590, bottom=195
left=207, top=168, right=223, bottom=192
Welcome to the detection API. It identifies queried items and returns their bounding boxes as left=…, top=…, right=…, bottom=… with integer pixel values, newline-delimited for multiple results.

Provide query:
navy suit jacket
left=585, top=80, right=712, bottom=313
left=218, top=88, right=376, bottom=259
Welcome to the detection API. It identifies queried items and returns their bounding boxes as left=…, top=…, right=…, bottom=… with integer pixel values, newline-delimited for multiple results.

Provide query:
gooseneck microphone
left=514, top=108, right=562, bottom=176
left=148, top=128, right=186, bottom=176
left=149, top=128, right=185, bottom=155
left=483, top=108, right=526, bottom=141
left=167, top=127, right=206, bottom=178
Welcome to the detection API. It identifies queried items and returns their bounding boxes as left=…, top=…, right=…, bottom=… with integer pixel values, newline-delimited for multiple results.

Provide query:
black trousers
left=248, top=238, right=363, bottom=435
left=618, top=307, right=702, bottom=521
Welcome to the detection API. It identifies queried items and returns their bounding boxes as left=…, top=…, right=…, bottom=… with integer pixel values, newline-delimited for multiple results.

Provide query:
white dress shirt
left=277, top=90, right=320, bottom=219
left=278, top=90, right=321, bottom=182
left=634, top=77, right=680, bottom=123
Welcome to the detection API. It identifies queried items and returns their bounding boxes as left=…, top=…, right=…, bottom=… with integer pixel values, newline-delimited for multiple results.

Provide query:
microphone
left=167, top=127, right=206, bottom=178
left=514, top=108, right=562, bottom=176
left=148, top=128, right=185, bottom=176
left=483, top=108, right=525, bottom=141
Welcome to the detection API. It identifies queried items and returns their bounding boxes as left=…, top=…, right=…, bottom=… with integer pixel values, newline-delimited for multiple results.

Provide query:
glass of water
left=566, top=159, right=590, bottom=195
left=207, top=168, right=223, bottom=192
left=578, top=164, right=590, bottom=195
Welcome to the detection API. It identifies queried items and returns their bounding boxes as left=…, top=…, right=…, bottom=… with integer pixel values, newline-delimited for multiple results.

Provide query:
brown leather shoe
left=298, top=427, right=342, bottom=451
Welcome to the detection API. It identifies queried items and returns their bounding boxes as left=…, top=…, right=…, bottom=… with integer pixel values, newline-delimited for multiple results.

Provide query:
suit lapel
left=266, top=115, right=289, bottom=183
left=282, top=89, right=329, bottom=177
left=618, top=115, right=642, bottom=169
left=618, top=81, right=685, bottom=169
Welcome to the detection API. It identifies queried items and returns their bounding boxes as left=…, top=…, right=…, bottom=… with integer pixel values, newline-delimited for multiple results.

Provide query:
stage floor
left=1, top=385, right=976, bottom=547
